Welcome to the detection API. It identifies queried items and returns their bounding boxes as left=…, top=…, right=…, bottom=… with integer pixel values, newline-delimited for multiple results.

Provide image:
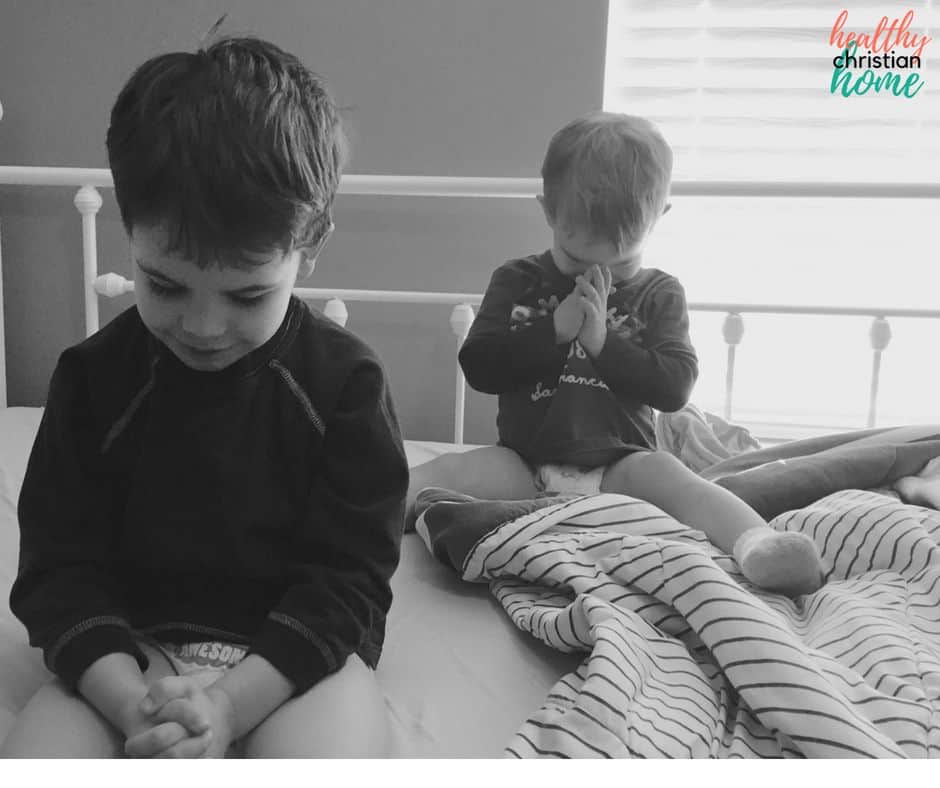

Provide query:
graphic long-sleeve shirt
left=10, top=296, right=409, bottom=694
left=459, top=251, right=699, bottom=467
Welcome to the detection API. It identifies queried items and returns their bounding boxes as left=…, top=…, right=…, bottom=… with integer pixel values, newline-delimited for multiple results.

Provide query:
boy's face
left=537, top=195, right=670, bottom=282
left=130, top=224, right=316, bottom=372
left=551, top=227, right=644, bottom=282
left=537, top=196, right=646, bottom=282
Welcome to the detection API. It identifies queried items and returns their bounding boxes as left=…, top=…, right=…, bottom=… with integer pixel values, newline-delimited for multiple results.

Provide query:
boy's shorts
left=147, top=639, right=249, bottom=687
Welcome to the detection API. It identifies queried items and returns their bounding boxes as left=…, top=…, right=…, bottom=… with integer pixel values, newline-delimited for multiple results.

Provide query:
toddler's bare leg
left=894, top=456, right=940, bottom=509
left=601, top=451, right=824, bottom=596
left=405, top=445, right=538, bottom=529
left=240, top=654, right=387, bottom=757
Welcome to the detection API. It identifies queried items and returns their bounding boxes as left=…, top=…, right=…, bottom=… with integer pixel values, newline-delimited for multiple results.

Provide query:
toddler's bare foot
left=894, top=456, right=940, bottom=510
left=733, top=527, right=825, bottom=596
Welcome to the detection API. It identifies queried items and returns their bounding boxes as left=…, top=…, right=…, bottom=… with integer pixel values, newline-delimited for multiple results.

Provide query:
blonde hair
left=541, top=112, right=672, bottom=249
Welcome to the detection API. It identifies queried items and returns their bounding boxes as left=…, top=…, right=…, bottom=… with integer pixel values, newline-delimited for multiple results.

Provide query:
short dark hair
left=106, top=35, right=348, bottom=267
left=541, top=112, right=672, bottom=249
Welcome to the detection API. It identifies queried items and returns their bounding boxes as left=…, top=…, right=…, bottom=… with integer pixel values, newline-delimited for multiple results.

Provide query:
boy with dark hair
left=408, top=112, right=826, bottom=598
left=3, top=35, right=408, bottom=758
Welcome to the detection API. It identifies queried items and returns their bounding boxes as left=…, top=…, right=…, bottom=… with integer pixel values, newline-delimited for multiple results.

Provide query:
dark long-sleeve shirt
left=10, top=296, right=409, bottom=694
left=459, top=251, right=698, bottom=467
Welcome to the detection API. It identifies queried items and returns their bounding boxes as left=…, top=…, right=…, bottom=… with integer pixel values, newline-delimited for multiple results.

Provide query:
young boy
left=407, top=112, right=825, bottom=597
left=2, top=36, right=408, bottom=758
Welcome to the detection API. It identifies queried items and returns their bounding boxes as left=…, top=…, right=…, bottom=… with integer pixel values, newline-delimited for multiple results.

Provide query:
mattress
left=5, top=406, right=940, bottom=757
left=0, top=406, right=575, bottom=756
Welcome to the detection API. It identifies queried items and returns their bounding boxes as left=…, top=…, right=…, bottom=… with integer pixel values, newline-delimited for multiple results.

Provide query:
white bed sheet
left=0, top=407, right=573, bottom=756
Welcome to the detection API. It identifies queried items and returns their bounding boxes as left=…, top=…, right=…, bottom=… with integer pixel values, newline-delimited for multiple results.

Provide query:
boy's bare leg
left=405, top=445, right=539, bottom=529
left=240, top=654, right=387, bottom=757
left=601, top=451, right=824, bottom=596
left=0, top=679, right=124, bottom=757
left=894, top=456, right=940, bottom=509
left=0, top=643, right=175, bottom=758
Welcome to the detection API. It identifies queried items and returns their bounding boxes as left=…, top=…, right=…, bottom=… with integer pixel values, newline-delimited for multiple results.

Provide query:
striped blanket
left=421, top=490, right=940, bottom=757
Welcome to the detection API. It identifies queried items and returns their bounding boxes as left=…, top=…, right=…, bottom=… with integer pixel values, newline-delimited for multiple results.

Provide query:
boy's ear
left=298, top=254, right=316, bottom=279
left=297, top=222, right=335, bottom=279
left=536, top=194, right=554, bottom=227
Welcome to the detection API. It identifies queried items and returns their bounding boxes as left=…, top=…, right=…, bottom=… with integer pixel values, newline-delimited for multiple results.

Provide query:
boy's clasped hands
left=553, top=264, right=614, bottom=356
left=124, top=677, right=234, bottom=758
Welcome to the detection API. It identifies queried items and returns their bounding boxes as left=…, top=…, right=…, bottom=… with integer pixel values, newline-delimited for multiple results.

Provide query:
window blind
left=603, top=0, right=939, bottom=181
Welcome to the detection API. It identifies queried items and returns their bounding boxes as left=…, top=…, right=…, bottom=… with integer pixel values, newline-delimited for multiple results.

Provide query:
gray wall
left=0, top=0, right=608, bottom=443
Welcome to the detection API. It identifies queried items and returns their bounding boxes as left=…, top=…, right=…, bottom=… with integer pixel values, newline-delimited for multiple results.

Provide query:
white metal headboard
left=0, top=212, right=5, bottom=409
left=2, top=166, right=940, bottom=440
left=0, top=98, right=4, bottom=406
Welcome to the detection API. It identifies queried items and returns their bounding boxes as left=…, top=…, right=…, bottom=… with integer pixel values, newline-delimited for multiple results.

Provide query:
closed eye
left=147, top=277, right=183, bottom=298
left=229, top=293, right=268, bottom=307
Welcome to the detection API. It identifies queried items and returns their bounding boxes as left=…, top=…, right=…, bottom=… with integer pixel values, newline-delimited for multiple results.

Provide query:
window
left=604, top=0, right=939, bottom=181
left=603, top=1, right=940, bottom=437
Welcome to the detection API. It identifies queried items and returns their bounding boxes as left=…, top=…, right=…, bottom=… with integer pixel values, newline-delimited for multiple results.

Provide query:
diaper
left=535, top=463, right=605, bottom=495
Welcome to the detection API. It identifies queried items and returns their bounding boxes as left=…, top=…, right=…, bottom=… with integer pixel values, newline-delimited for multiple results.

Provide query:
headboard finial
left=73, top=185, right=103, bottom=215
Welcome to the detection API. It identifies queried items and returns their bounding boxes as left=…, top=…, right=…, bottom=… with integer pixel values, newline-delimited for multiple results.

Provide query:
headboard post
left=74, top=186, right=104, bottom=337
left=0, top=99, right=5, bottom=404
left=0, top=219, right=6, bottom=408
left=449, top=303, right=475, bottom=444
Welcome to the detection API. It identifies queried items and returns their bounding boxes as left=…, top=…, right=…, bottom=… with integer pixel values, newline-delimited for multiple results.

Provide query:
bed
left=0, top=407, right=581, bottom=756
left=2, top=173, right=940, bottom=758
left=5, top=388, right=940, bottom=757
left=4, top=406, right=940, bottom=758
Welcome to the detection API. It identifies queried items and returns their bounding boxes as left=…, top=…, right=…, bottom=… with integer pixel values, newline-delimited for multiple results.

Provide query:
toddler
left=408, top=112, right=825, bottom=597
